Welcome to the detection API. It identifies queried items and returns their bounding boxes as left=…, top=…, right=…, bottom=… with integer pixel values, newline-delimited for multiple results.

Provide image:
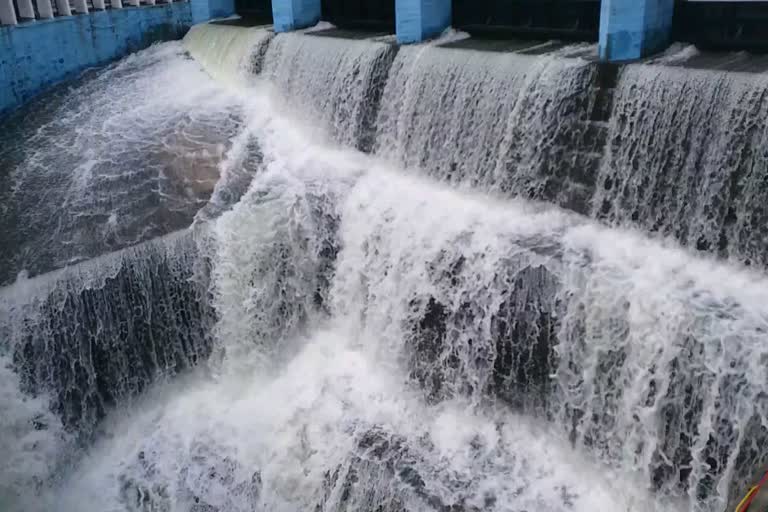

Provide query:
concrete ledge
left=0, top=3, right=194, bottom=114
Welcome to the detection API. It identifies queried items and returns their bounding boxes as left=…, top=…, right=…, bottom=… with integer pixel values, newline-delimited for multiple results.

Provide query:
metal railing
left=0, top=0, right=184, bottom=24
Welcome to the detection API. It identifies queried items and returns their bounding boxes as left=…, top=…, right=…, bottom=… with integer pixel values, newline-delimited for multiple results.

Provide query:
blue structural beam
left=599, top=0, right=674, bottom=61
left=396, top=0, right=451, bottom=44
left=272, top=0, right=321, bottom=32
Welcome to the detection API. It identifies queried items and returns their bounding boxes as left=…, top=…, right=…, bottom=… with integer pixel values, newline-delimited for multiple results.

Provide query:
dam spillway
left=2, top=20, right=768, bottom=512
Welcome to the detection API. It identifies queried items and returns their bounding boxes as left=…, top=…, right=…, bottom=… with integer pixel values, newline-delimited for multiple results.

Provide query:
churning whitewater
left=2, top=23, right=768, bottom=512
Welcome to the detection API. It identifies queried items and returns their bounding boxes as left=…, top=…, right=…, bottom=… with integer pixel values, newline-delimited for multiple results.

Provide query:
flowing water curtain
left=205, top=156, right=351, bottom=374
left=594, top=64, right=768, bottom=266
left=373, top=45, right=599, bottom=213
left=550, top=226, right=768, bottom=509
left=5, top=231, right=216, bottom=440
left=331, top=168, right=768, bottom=510
left=260, top=32, right=398, bottom=151
left=183, top=25, right=275, bottom=83
left=183, top=28, right=768, bottom=273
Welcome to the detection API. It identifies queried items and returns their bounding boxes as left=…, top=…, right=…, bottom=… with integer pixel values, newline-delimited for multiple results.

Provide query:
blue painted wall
left=272, top=0, right=320, bottom=32
left=0, top=1, right=237, bottom=115
left=396, top=0, right=451, bottom=44
left=599, top=0, right=675, bottom=61
left=192, top=0, right=235, bottom=24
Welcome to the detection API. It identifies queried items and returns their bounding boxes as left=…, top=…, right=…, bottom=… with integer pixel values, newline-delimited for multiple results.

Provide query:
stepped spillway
left=1, top=24, right=767, bottom=512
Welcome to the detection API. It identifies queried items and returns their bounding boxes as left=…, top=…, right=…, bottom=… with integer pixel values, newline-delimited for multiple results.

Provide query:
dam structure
left=3, top=1, right=768, bottom=512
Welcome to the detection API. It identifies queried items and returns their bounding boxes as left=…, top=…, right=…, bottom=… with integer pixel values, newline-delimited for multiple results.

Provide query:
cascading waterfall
left=184, top=25, right=274, bottom=85
left=3, top=230, right=215, bottom=434
left=373, top=45, right=599, bottom=212
left=42, top=119, right=675, bottom=512
left=593, top=64, right=768, bottom=266
left=334, top=169, right=768, bottom=511
left=0, top=38, right=254, bottom=508
left=3, top=24, right=768, bottom=512
left=260, top=32, right=397, bottom=150
left=0, top=229, right=217, bottom=504
left=40, top=116, right=768, bottom=511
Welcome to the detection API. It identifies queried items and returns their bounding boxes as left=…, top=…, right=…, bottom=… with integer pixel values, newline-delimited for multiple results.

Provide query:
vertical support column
left=0, top=0, right=17, bottom=24
left=111, top=0, right=122, bottom=8
left=396, top=0, right=451, bottom=44
left=92, top=0, right=105, bottom=9
left=36, top=0, right=54, bottom=18
left=73, top=0, right=88, bottom=13
left=16, top=0, right=35, bottom=19
left=126, top=0, right=139, bottom=6
left=55, top=0, right=71, bottom=15
left=272, top=0, right=321, bottom=32
left=190, top=0, right=209, bottom=22
left=599, top=0, right=675, bottom=61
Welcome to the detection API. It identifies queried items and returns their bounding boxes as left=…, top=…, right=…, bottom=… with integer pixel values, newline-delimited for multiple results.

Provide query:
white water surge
left=39, top=101, right=674, bottom=512
left=3, top=25, right=768, bottom=512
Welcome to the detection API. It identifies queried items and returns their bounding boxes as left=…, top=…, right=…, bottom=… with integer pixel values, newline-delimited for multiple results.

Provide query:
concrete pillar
left=599, top=0, right=675, bottom=61
left=192, top=0, right=236, bottom=23
left=126, top=0, right=139, bottom=6
left=73, top=0, right=88, bottom=13
left=55, top=0, right=71, bottom=15
left=36, top=0, right=54, bottom=18
left=92, top=0, right=105, bottom=9
left=0, top=0, right=17, bottom=24
left=16, top=0, right=35, bottom=19
left=396, top=0, right=451, bottom=43
left=111, top=0, right=122, bottom=8
left=190, top=0, right=208, bottom=22
left=272, top=0, right=320, bottom=32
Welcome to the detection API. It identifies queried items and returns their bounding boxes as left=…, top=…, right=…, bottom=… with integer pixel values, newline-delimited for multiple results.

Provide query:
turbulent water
left=0, top=42, right=244, bottom=285
left=2, top=24, right=768, bottom=512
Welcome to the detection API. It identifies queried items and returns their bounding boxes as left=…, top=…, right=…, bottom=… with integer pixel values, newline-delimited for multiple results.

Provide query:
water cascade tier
left=2, top=24, right=768, bottom=512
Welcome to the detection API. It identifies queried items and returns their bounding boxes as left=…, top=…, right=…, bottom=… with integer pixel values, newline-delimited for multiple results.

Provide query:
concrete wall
left=0, top=0, right=234, bottom=115
left=396, top=0, right=450, bottom=43
left=599, top=0, right=675, bottom=61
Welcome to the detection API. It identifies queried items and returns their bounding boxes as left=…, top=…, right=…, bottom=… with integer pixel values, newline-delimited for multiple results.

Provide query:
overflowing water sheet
left=374, top=45, right=598, bottom=212
left=260, top=32, right=397, bottom=150
left=0, top=229, right=216, bottom=507
left=594, top=64, right=768, bottom=266
left=3, top=24, right=768, bottom=512
left=184, top=24, right=274, bottom=85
